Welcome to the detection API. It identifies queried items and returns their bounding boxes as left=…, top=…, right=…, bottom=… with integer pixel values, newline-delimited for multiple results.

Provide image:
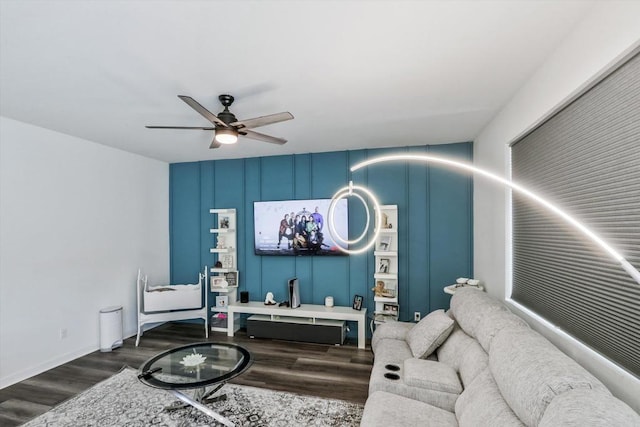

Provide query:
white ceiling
left=0, top=1, right=594, bottom=163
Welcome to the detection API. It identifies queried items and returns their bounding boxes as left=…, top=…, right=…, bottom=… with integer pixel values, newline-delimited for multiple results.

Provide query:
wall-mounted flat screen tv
left=254, top=199, right=348, bottom=256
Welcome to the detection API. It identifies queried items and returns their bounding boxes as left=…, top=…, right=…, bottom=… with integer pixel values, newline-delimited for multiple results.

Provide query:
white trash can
left=100, top=306, right=123, bottom=352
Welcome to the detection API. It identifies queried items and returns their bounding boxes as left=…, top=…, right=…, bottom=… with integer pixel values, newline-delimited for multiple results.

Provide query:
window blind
left=511, top=50, right=640, bottom=376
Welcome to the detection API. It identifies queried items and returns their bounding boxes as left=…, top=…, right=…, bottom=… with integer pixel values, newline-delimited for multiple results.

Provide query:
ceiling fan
left=146, top=94, right=294, bottom=149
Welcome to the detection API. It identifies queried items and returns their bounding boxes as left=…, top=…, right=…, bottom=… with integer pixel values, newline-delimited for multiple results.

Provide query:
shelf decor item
left=211, top=277, right=228, bottom=288
left=378, top=258, right=390, bottom=273
left=379, top=236, right=392, bottom=251
left=216, top=295, right=228, bottom=308
left=220, top=216, right=230, bottom=229
left=224, top=271, right=238, bottom=287
left=221, top=255, right=234, bottom=269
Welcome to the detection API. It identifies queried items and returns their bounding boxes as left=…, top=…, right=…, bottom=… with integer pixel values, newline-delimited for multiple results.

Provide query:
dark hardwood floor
left=0, top=323, right=373, bottom=426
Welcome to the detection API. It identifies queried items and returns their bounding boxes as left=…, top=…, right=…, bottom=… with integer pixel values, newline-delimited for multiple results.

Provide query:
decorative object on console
left=325, top=296, right=334, bottom=307
left=264, top=292, right=276, bottom=305
left=353, top=295, right=363, bottom=311
left=240, top=291, right=249, bottom=303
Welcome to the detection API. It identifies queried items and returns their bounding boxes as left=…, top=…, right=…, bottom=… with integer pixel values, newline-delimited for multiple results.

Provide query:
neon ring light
left=346, top=153, right=640, bottom=286
left=327, top=181, right=382, bottom=255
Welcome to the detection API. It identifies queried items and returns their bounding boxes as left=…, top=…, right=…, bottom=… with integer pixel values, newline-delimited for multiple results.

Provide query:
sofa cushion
left=450, top=288, right=507, bottom=338
left=404, top=358, right=462, bottom=394
left=369, top=361, right=460, bottom=412
left=474, top=306, right=529, bottom=352
left=457, top=339, right=489, bottom=388
left=371, top=321, right=414, bottom=353
left=455, top=368, right=524, bottom=427
left=361, top=391, right=458, bottom=427
left=490, top=327, right=610, bottom=427
left=538, top=388, right=640, bottom=427
left=436, top=324, right=488, bottom=387
left=407, top=309, right=454, bottom=358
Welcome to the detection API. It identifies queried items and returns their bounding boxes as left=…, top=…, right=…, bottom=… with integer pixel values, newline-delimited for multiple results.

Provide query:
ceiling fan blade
left=146, top=126, right=215, bottom=130
left=231, top=112, right=294, bottom=130
left=242, top=129, right=287, bottom=145
left=178, top=95, right=228, bottom=127
left=209, top=136, right=222, bottom=149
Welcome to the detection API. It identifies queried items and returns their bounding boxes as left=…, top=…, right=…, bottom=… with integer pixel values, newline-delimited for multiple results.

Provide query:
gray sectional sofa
left=361, top=288, right=640, bottom=426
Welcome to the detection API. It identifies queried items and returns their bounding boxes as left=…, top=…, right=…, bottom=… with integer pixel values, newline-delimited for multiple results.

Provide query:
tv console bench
left=226, top=302, right=368, bottom=349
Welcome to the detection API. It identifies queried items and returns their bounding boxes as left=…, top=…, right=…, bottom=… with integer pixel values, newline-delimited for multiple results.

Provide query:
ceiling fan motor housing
left=218, top=94, right=234, bottom=107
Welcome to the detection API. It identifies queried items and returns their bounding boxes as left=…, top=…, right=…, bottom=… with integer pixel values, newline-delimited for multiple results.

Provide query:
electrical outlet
left=59, top=328, right=67, bottom=340
left=414, top=312, right=421, bottom=322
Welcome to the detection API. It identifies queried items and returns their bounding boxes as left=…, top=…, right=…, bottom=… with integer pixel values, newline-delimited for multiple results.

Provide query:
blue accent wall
left=169, top=143, right=473, bottom=335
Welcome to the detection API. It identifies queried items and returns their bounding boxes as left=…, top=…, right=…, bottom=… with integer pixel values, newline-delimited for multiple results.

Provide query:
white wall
left=0, top=117, right=169, bottom=388
left=474, top=1, right=640, bottom=411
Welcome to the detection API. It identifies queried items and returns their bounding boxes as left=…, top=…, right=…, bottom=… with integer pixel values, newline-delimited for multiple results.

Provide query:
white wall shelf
left=209, top=208, right=240, bottom=333
left=373, top=205, right=399, bottom=328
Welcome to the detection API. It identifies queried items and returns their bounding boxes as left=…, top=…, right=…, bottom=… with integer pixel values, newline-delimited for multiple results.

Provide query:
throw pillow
left=407, top=309, right=455, bottom=358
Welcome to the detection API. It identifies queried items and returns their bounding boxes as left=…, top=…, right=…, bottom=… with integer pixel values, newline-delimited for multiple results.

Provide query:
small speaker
left=240, top=291, right=249, bottom=303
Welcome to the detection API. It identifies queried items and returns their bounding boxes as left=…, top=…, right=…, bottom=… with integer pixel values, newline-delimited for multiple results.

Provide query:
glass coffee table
left=138, top=342, right=252, bottom=427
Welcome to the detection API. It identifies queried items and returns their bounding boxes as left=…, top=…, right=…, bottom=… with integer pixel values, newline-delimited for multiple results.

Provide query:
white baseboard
left=0, top=329, right=138, bottom=390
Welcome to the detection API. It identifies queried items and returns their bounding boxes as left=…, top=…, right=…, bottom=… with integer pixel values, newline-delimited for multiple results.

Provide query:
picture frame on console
left=352, top=294, right=363, bottom=310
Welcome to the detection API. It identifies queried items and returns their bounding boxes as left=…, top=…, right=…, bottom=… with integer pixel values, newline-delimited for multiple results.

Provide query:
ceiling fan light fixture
left=215, top=128, right=238, bottom=144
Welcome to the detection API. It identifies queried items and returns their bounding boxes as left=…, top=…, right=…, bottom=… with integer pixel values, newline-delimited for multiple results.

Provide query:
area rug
left=23, top=367, right=363, bottom=426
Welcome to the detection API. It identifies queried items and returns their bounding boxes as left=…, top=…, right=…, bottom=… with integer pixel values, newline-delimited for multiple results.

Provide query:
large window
left=511, top=50, right=640, bottom=376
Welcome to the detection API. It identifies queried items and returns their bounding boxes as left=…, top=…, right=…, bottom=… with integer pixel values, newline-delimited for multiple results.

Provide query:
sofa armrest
left=372, top=321, right=414, bottom=353
left=404, top=358, right=462, bottom=394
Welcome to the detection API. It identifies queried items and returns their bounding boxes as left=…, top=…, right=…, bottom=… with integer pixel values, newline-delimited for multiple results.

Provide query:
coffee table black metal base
left=168, top=388, right=233, bottom=426
left=164, top=382, right=226, bottom=410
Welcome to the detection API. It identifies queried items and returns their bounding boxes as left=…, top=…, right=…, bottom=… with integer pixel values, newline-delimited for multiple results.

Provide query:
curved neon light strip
left=350, top=154, right=640, bottom=286
left=329, top=190, right=370, bottom=245
left=328, top=182, right=382, bottom=255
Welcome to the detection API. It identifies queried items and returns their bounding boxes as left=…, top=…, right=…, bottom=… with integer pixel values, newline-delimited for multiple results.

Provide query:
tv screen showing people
left=254, top=199, right=348, bottom=256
